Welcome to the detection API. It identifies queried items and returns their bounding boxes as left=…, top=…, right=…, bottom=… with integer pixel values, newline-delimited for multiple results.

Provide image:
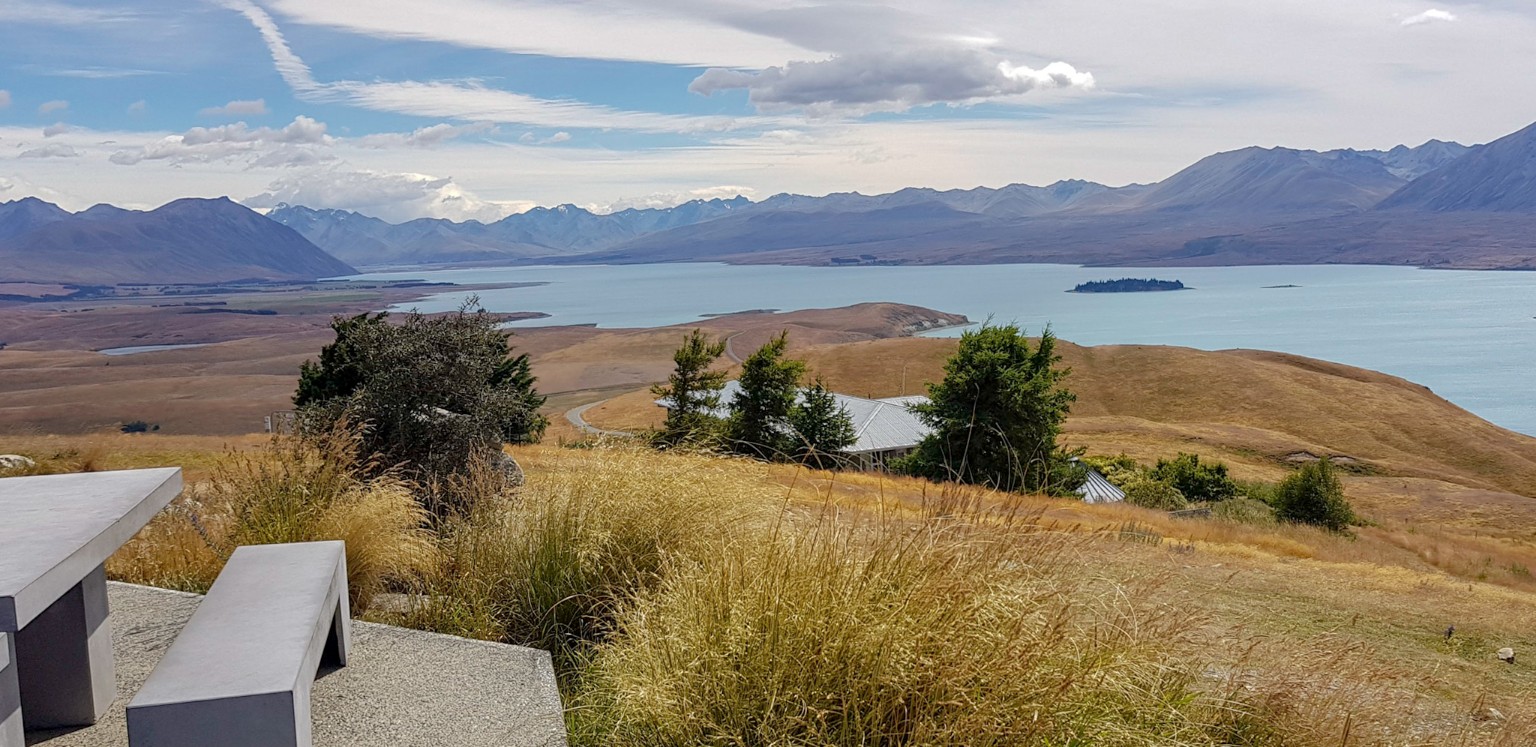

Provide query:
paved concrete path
left=565, top=400, right=634, bottom=438
left=723, top=332, right=745, bottom=364
left=29, top=583, right=567, bottom=747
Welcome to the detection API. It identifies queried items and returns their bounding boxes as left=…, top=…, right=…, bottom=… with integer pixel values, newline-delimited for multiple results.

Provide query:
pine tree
left=901, top=324, right=1080, bottom=494
left=651, top=329, right=728, bottom=447
left=727, top=332, right=806, bottom=459
left=789, top=378, right=857, bottom=468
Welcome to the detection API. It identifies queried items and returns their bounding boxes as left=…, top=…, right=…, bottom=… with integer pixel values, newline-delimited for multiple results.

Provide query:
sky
left=1, top=0, right=1533, bottom=222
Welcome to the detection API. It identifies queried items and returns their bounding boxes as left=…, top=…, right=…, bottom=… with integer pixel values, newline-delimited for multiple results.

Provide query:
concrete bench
left=127, top=542, right=351, bottom=747
left=1, top=467, right=183, bottom=747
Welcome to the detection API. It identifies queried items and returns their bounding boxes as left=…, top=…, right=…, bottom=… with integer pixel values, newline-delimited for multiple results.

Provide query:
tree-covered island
left=1069, top=278, right=1187, bottom=293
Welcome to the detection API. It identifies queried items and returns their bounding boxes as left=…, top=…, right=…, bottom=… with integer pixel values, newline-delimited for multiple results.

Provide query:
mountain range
left=268, top=127, right=1532, bottom=270
left=0, top=197, right=354, bottom=284
left=3, top=121, right=1534, bottom=285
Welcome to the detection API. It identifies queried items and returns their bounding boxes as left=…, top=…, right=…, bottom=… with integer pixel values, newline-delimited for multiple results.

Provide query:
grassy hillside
left=588, top=336, right=1536, bottom=494
left=4, top=435, right=1532, bottom=744
left=584, top=336, right=1536, bottom=590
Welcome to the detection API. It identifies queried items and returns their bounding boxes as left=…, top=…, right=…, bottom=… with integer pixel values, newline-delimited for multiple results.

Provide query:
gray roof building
left=659, top=383, right=1127, bottom=505
left=1073, top=461, right=1127, bottom=504
left=657, top=381, right=930, bottom=464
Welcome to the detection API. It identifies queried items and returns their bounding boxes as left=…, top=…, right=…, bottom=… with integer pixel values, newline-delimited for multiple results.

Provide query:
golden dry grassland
left=3, top=434, right=1534, bottom=745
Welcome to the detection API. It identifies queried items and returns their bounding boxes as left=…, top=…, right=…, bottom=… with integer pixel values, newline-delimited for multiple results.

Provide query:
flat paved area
left=27, top=583, right=567, bottom=747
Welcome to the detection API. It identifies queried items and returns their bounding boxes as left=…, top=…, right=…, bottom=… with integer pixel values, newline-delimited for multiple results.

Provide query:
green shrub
left=1212, top=497, right=1277, bottom=525
left=295, top=301, right=547, bottom=498
left=1150, top=453, right=1237, bottom=502
left=1123, top=478, right=1189, bottom=511
left=1273, top=458, right=1356, bottom=533
left=1080, top=454, right=1145, bottom=487
left=1235, top=479, right=1277, bottom=505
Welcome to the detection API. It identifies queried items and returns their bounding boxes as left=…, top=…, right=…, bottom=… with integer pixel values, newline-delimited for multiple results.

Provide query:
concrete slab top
left=29, top=583, right=568, bottom=747
left=0, top=468, right=182, bottom=631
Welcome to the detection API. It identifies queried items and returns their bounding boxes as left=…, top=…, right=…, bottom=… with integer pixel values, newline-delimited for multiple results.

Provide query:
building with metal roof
left=657, top=381, right=930, bottom=469
left=658, top=383, right=1128, bottom=502
left=1072, top=459, right=1127, bottom=504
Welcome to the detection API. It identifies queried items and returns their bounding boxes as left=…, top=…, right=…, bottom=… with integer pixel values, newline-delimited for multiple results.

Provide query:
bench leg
left=16, top=564, right=116, bottom=729
left=1, top=634, right=21, bottom=747
left=322, top=597, right=350, bottom=668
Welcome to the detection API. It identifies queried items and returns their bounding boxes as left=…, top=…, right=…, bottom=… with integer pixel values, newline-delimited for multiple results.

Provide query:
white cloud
left=217, top=0, right=322, bottom=97
left=245, top=168, right=533, bottom=222
left=128, top=100, right=147, bottom=115
left=1402, top=9, right=1458, bottom=26
left=0, top=90, right=10, bottom=109
left=518, top=131, right=573, bottom=146
left=18, top=143, right=82, bottom=159
left=0, top=1, right=136, bottom=25
left=38, top=100, right=69, bottom=116
left=0, top=174, right=85, bottom=209
left=200, top=98, right=269, bottom=117
left=357, top=122, right=497, bottom=149
left=261, top=0, right=812, bottom=69
left=691, top=48, right=1094, bottom=116
left=221, top=0, right=767, bottom=133
left=334, top=80, right=760, bottom=133
left=29, top=66, right=163, bottom=79
left=109, top=115, right=333, bottom=166
left=589, top=185, right=755, bottom=213
left=42, top=122, right=72, bottom=137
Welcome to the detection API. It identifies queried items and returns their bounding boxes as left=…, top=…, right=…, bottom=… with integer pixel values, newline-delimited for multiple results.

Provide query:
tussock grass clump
left=111, top=427, right=437, bottom=613
left=574, top=506, right=1245, bottom=746
left=406, top=446, right=773, bottom=665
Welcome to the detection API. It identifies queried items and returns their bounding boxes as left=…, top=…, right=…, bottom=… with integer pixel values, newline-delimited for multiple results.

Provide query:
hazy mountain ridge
left=265, top=134, right=1513, bottom=269
left=1375, top=122, right=1536, bottom=212
left=7, top=126, right=1535, bottom=280
left=0, top=197, right=356, bottom=284
left=267, top=197, right=754, bottom=266
left=0, top=196, right=72, bottom=241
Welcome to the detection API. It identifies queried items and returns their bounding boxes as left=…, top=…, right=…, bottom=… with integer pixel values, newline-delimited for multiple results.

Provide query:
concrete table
left=0, top=468, right=182, bottom=747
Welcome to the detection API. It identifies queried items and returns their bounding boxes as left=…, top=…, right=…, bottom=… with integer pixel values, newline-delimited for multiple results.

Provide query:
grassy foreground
left=4, top=435, right=1535, bottom=744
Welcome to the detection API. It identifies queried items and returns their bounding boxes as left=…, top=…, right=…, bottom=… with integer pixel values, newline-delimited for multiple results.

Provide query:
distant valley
left=4, top=122, right=1536, bottom=285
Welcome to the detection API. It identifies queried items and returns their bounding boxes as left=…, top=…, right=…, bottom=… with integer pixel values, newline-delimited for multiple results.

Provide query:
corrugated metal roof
left=1076, top=467, right=1126, bottom=504
left=839, top=397, right=931, bottom=455
left=657, top=381, right=932, bottom=454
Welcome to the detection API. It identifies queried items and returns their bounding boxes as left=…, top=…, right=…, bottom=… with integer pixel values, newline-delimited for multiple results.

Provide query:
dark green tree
left=727, top=332, right=807, bottom=459
left=1273, top=458, right=1356, bottom=532
left=294, top=300, right=547, bottom=485
left=788, top=378, right=857, bottom=469
left=651, top=329, right=728, bottom=447
left=900, top=324, right=1081, bottom=494
left=295, top=312, right=387, bottom=406
left=1149, top=453, right=1238, bottom=503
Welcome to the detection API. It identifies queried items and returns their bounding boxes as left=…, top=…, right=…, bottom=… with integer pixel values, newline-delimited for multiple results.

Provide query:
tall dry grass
left=573, top=508, right=1234, bottom=745
left=72, top=435, right=1536, bottom=744
left=404, top=446, right=773, bottom=667
left=110, top=427, right=437, bottom=613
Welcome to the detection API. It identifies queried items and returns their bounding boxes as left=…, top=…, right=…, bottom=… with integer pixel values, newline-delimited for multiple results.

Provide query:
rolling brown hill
left=588, top=336, right=1536, bottom=506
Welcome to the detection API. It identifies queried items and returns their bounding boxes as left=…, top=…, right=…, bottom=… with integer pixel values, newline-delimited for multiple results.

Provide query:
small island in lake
left=1069, top=278, right=1187, bottom=294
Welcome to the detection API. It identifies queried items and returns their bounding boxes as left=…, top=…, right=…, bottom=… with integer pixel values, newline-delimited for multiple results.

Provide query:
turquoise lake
left=348, top=263, right=1536, bottom=437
